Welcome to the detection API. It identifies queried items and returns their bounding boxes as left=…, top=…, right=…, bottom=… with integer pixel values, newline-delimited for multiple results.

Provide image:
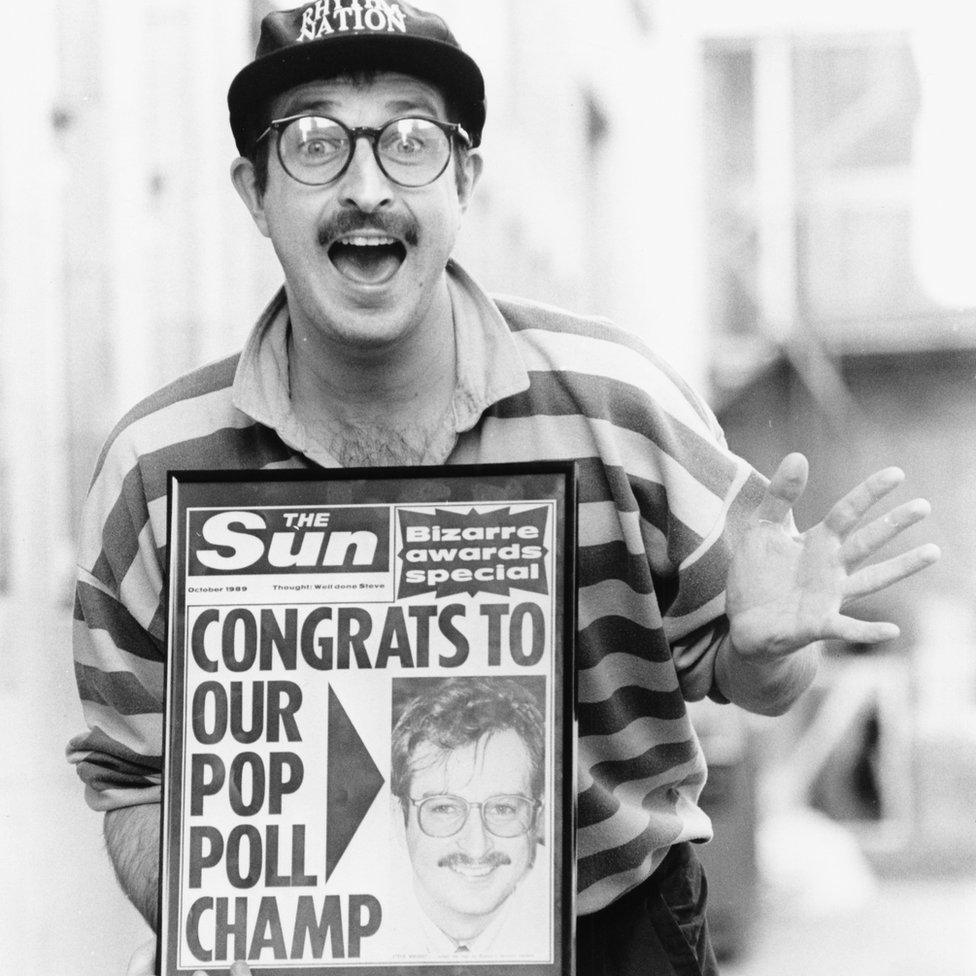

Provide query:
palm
left=727, top=454, right=939, bottom=658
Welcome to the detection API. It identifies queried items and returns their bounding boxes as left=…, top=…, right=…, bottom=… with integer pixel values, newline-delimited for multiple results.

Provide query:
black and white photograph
left=1, top=2, right=974, bottom=975
left=159, top=465, right=574, bottom=973
left=383, top=675, right=552, bottom=960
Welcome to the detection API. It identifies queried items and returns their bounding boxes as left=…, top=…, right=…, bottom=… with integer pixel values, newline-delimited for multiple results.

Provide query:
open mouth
left=328, top=235, right=407, bottom=286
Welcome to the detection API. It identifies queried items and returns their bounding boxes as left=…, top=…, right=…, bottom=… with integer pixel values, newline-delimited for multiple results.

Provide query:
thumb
left=125, top=939, right=156, bottom=976
left=753, top=452, right=809, bottom=525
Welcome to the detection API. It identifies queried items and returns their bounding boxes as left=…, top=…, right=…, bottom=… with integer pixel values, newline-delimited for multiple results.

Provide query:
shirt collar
left=231, top=260, right=529, bottom=465
left=444, top=260, right=530, bottom=433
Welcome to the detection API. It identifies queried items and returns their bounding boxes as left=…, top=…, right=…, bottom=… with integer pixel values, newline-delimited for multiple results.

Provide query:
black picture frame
left=159, top=462, right=577, bottom=975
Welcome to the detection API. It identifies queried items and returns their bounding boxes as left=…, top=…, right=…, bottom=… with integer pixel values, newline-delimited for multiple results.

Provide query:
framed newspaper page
left=159, top=462, right=576, bottom=976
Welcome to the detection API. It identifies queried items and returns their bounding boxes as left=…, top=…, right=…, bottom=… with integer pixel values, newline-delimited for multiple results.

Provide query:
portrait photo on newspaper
left=158, top=462, right=576, bottom=975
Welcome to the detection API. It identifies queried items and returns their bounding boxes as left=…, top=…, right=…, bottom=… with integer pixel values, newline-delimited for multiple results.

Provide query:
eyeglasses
left=409, top=793, right=540, bottom=838
left=256, top=114, right=472, bottom=188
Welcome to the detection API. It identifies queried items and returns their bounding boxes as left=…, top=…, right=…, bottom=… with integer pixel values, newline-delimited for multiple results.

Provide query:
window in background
left=911, top=27, right=976, bottom=309
left=792, top=37, right=925, bottom=343
left=704, top=43, right=757, bottom=343
left=704, top=31, right=973, bottom=400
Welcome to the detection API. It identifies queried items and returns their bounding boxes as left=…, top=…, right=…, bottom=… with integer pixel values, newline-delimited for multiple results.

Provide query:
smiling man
left=228, top=70, right=478, bottom=467
left=71, top=4, right=940, bottom=976
left=386, top=677, right=549, bottom=957
left=226, top=5, right=486, bottom=469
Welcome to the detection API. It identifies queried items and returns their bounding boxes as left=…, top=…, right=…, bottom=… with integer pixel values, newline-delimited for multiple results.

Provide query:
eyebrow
left=386, top=96, right=442, bottom=118
left=277, top=97, right=337, bottom=117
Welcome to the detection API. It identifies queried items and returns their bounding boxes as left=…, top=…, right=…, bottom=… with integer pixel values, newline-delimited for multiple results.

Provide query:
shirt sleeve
left=656, top=389, right=768, bottom=702
left=67, top=430, right=166, bottom=811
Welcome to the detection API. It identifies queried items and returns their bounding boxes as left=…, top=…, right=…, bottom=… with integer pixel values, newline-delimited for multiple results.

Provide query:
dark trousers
left=576, top=842, right=719, bottom=976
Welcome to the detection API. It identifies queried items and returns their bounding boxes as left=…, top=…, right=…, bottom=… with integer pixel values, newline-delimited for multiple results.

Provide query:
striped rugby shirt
left=69, top=260, right=766, bottom=914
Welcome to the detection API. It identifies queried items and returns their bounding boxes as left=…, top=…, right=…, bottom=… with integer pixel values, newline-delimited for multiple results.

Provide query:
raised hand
left=726, top=453, right=940, bottom=661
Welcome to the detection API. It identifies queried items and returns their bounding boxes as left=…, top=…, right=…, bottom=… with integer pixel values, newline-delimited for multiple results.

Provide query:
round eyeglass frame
left=408, top=793, right=541, bottom=838
left=255, top=114, right=472, bottom=188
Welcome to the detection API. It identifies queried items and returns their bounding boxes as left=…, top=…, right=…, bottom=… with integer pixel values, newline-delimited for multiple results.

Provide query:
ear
left=456, top=151, right=483, bottom=213
left=534, top=800, right=546, bottom=847
left=389, top=795, right=410, bottom=852
left=230, top=156, right=271, bottom=238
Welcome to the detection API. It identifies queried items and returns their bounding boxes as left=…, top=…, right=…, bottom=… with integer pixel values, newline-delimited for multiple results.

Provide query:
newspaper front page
left=159, top=464, right=576, bottom=975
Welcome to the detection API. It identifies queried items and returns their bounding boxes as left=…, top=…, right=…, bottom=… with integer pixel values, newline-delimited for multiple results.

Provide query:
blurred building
left=699, top=0, right=976, bottom=835
left=0, top=2, right=280, bottom=606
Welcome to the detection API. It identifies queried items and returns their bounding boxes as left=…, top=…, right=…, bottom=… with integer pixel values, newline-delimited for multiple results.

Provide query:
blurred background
left=1, top=0, right=974, bottom=973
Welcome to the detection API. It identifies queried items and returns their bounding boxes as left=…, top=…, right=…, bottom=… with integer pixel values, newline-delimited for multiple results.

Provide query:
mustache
left=438, top=851, right=512, bottom=869
left=318, top=209, right=419, bottom=248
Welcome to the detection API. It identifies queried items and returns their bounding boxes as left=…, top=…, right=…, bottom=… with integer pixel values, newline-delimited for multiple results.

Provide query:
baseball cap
left=228, top=0, right=486, bottom=154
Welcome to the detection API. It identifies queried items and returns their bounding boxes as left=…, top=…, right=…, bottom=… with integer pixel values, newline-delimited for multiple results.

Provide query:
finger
left=126, top=940, right=156, bottom=976
left=753, top=452, right=809, bottom=525
left=843, top=543, right=941, bottom=600
left=230, top=963, right=252, bottom=976
left=822, top=466, right=905, bottom=538
left=828, top=615, right=902, bottom=644
left=839, top=498, right=932, bottom=567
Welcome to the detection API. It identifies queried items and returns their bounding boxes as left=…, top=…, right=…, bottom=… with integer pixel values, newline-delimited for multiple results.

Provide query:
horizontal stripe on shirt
left=70, top=266, right=765, bottom=914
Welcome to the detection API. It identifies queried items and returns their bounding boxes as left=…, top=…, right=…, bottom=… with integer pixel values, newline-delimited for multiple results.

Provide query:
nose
left=455, top=804, right=493, bottom=859
left=336, top=135, right=393, bottom=213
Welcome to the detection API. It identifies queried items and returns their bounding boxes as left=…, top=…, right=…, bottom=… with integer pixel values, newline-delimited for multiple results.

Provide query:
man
left=71, top=3, right=939, bottom=975
left=386, top=677, right=549, bottom=958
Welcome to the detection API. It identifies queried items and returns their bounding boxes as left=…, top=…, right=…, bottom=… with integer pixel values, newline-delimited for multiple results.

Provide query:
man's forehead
left=272, top=72, right=448, bottom=119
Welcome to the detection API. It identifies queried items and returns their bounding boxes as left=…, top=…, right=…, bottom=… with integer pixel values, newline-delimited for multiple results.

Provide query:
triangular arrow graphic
left=326, top=686, right=385, bottom=881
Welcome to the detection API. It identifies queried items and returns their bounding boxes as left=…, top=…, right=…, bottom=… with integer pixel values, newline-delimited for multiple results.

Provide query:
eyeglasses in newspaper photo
left=410, top=793, right=541, bottom=838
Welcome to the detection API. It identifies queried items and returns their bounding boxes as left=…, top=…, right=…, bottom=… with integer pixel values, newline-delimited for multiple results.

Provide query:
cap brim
left=228, top=33, right=486, bottom=153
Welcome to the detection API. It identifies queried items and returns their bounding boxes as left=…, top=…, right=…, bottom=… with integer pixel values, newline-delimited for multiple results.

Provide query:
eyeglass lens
left=278, top=116, right=453, bottom=187
left=417, top=794, right=536, bottom=838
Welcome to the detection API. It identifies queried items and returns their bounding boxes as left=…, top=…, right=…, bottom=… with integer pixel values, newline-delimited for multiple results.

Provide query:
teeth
left=451, top=864, right=495, bottom=878
left=339, top=235, right=397, bottom=247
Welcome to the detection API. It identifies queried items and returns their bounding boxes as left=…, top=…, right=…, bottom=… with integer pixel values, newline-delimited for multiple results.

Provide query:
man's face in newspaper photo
left=404, top=727, right=541, bottom=936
